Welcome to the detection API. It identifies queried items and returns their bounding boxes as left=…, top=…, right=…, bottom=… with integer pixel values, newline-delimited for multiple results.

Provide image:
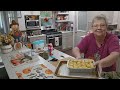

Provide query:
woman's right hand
left=75, top=56, right=81, bottom=60
left=76, top=53, right=84, bottom=59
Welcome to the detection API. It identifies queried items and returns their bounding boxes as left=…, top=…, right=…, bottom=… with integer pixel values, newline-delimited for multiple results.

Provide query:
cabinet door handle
left=49, top=38, right=54, bottom=39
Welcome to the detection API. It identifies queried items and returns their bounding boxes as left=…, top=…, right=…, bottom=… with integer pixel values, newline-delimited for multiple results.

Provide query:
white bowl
left=1, top=44, right=13, bottom=54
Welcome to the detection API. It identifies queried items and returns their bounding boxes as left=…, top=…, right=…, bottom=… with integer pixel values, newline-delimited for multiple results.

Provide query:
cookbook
left=15, top=64, right=55, bottom=79
left=9, top=52, right=39, bottom=68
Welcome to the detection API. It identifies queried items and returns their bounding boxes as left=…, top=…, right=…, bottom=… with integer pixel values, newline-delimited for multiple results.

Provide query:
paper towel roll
left=55, top=37, right=59, bottom=46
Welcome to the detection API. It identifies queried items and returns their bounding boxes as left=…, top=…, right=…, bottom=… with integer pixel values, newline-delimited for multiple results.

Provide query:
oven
left=25, top=20, right=40, bottom=29
left=46, top=32, right=62, bottom=49
left=25, top=15, right=40, bottom=29
left=41, top=29, right=62, bottom=50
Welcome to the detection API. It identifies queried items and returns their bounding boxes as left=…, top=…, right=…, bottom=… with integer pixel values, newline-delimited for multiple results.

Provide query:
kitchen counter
left=60, top=31, right=73, bottom=33
left=2, top=45, right=120, bottom=79
left=27, top=34, right=46, bottom=38
left=0, top=46, right=73, bottom=79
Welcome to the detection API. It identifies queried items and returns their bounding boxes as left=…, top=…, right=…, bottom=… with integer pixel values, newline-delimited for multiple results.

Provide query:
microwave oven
left=25, top=20, right=40, bottom=29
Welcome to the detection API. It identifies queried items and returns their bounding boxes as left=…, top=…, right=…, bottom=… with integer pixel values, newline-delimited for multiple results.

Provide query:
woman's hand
left=94, top=61, right=102, bottom=77
left=72, top=47, right=81, bottom=59
left=75, top=56, right=81, bottom=60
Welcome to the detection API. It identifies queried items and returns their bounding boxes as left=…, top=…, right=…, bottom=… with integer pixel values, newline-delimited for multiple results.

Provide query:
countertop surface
left=60, top=31, right=73, bottom=33
left=27, top=34, right=46, bottom=38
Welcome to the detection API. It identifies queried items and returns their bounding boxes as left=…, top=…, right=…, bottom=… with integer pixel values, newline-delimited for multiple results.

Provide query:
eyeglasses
left=92, top=24, right=106, bottom=28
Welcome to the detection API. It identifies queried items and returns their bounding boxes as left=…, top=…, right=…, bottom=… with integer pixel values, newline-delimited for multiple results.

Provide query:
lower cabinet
left=28, top=35, right=46, bottom=44
left=62, top=32, right=73, bottom=50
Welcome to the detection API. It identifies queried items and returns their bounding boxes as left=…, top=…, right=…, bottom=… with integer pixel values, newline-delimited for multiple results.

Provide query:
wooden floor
left=61, top=49, right=74, bottom=57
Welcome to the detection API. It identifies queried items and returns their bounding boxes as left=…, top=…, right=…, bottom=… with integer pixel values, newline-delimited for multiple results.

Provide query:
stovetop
left=46, top=32, right=62, bottom=35
left=41, top=29, right=62, bottom=35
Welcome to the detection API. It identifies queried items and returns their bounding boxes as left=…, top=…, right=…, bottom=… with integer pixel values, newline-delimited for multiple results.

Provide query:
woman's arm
left=95, top=52, right=120, bottom=68
left=72, top=47, right=81, bottom=59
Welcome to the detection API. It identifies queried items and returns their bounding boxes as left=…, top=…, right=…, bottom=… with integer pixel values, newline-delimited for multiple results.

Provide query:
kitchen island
left=0, top=46, right=73, bottom=79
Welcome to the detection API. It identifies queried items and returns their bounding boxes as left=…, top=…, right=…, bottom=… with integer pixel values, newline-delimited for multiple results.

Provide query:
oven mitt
left=24, top=54, right=32, bottom=60
left=49, top=58, right=58, bottom=61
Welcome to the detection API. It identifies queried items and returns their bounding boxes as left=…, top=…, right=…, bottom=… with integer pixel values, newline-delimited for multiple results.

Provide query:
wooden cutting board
left=49, top=61, right=60, bottom=67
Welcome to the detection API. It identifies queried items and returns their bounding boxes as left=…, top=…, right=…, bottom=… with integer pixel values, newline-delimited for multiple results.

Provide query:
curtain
left=0, top=12, right=3, bottom=29
left=0, top=11, right=18, bottom=34
left=0, top=11, right=4, bottom=33
left=8, top=11, right=18, bottom=24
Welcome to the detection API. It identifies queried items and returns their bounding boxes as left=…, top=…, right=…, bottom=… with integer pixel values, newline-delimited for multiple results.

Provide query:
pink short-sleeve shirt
left=77, top=32, right=120, bottom=72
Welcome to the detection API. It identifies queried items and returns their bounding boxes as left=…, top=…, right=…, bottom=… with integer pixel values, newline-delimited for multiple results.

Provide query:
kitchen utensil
left=94, top=52, right=101, bottom=77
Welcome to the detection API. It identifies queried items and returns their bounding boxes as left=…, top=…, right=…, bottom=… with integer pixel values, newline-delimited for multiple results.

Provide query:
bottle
left=48, top=43, right=53, bottom=56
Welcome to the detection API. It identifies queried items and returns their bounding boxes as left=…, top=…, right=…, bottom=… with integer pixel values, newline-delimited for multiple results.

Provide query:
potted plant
left=0, top=33, right=14, bottom=54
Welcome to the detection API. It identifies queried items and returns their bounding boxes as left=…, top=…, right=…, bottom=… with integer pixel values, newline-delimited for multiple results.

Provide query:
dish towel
left=55, top=37, right=59, bottom=46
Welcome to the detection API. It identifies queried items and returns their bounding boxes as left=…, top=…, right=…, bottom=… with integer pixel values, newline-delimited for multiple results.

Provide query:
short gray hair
left=91, top=14, right=108, bottom=27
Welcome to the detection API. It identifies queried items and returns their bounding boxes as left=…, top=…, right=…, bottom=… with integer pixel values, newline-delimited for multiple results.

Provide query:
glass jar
left=43, top=51, right=49, bottom=60
left=39, top=51, right=49, bottom=60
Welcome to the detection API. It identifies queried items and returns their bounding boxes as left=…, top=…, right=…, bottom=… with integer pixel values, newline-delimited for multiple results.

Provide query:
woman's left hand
left=94, top=61, right=102, bottom=77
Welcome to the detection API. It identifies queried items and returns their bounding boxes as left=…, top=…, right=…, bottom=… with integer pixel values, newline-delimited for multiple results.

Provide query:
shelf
left=55, top=11, right=72, bottom=31
left=56, top=20, right=70, bottom=22
left=26, top=20, right=39, bottom=21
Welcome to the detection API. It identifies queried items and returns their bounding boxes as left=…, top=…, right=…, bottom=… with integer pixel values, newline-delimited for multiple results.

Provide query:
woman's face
left=92, top=19, right=107, bottom=37
left=11, top=25, right=19, bottom=31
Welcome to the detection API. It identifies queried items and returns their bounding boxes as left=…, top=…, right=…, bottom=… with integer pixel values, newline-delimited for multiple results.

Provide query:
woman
left=72, top=14, right=120, bottom=72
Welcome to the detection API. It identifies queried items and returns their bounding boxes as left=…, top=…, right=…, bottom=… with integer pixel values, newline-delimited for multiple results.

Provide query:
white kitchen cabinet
left=112, top=11, right=119, bottom=25
left=61, top=31, right=73, bottom=50
left=73, top=30, right=87, bottom=47
left=27, top=34, right=46, bottom=44
left=22, top=11, right=40, bottom=15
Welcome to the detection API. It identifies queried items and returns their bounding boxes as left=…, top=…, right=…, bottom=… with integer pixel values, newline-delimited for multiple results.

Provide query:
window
left=8, top=11, right=17, bottom=25
left=77, top=11, right=88, bottom=31
left=0, top=11, right=4, bottom=34
left=0, top=11, right=18, bottom=34
left=0, top=12, right=3, bottom=29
